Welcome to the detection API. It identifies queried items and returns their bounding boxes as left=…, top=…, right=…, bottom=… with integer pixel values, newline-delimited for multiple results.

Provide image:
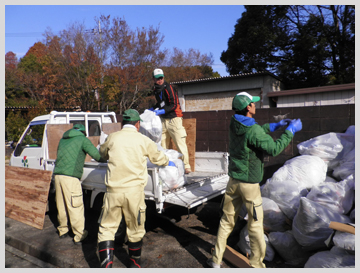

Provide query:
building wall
left=277, top=90, right=355, bottom=107
left=183, top=104, right=355, bottom=183
left=174, top=74, right=283, bottom=111
left=184, top=89, right=261, bottom=112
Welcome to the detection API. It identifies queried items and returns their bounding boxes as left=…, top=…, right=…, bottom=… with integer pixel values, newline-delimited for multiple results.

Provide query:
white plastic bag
left=332, top=148, right=355, bottom=180
left=304, top=246, right=355, bottom=268
left=261, top=197, right=289, bottom=232
left=237, top=224, right=275, bottom=262
left=148, top=144, right=185, bottom=191
left=306, top=175, right=355, bottom=214
left=292, top=197, right=351, bottom=250
left=241, top=197, right=289, bottom=231
left=268, top=230, right=311, bottom=266
left=261, top=178, right=308, bottom=220
left=269, top=155, right=327, bottom=190
left=332, top=230, right=355, bottom=254
left=139, top=109, right=162, bottom=143
left=297, top=133, right=343, bottom=163
left=159, top=158, right=185, bottom=191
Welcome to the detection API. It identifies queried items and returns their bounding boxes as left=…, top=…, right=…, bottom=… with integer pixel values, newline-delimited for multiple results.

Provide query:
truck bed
left=162, top=171, right=229, bottom=209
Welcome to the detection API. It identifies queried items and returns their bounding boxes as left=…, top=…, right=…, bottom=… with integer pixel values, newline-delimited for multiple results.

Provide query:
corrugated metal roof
left=170, top=71, right=281, bottom=85
left=267, top=83, right=355, bottom=97
left=5, top=106, right=81, bottom=111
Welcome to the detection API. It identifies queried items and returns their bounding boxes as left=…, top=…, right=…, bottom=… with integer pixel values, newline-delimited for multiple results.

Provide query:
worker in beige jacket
left=97, top=109, right=175, bottom=268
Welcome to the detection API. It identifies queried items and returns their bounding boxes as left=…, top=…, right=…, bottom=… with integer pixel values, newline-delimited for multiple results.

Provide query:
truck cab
left=10, top=111, right=117, bottom=170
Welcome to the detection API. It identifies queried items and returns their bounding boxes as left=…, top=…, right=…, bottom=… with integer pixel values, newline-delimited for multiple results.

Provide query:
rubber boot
left=128, top=240, right=143, bottom=268
left=98, top=240, right=114, bottom=268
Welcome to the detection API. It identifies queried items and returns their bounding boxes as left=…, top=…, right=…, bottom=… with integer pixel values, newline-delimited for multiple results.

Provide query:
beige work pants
left=97, top=186, right=146, bottom=243
left=54, top=175, right=86, bottom=243
left=212, top=177, right=266, bottom=268
left=161, top=117, right=190, bottom=170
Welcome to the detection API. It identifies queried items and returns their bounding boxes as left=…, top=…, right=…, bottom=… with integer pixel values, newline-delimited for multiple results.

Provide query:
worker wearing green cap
left=97, top=109, right=175, bottom=268
left=53, top=123, right=105, bottom=245
left=207, top=92, right=302, bottom=268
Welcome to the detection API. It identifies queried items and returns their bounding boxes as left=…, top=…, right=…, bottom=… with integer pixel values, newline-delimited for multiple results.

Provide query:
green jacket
left=228, top=114, right=293, bottom=183
left=53, top=128, right=103, bottom=179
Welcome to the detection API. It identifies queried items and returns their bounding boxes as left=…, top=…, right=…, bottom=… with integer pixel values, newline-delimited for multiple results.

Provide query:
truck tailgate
left=162, top=172, right=229, bottom=209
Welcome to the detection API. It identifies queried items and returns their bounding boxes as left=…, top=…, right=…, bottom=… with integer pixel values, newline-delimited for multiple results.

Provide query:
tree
left=6, top=16, right=215, bottom=114
left=221, top=5, right=289, bottom=75
left=5, top=51, right=26, bottom=105
left=221, top=5, right=355, bottom=89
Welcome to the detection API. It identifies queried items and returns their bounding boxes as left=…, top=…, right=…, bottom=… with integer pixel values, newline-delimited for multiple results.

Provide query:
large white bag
left=261, top=197, right=289, bottom=232
left=304, top=246, right=355, bottom=268
left=297, top=132, right=343, bottom=163
left=268, top=230, right=311, bottom=266
left=139, top=109, right=162, bottom=143
left=292, top=197, right=351, bottom=250
left=147, top=144, right=185, bottom=191
left=237, top=224, right=275, bottom=262
left=269, top=155, right=327, bottom=190
left=306, top=174, right=355, bottom=215
left=261, top=178, right=308, bottom=220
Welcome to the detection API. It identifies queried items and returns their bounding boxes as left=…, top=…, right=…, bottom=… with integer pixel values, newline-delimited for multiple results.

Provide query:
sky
left=4, top=1, right=246, bottom=77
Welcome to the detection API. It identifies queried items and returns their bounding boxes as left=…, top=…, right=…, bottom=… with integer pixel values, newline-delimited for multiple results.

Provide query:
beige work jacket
left=100, top=126, right=169, bottom=191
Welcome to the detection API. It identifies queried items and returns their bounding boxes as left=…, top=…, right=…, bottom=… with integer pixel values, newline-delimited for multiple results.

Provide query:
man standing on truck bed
left=207, top=92, right=302, bottom=268
left=53, top=123, right=105, bottom=245
left=149, top=68, right=191, bottom=174
left=97, top=109, right=175, bottom=268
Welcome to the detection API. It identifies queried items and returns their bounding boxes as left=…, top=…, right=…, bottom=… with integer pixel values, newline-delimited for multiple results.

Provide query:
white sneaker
left=207, top=258, right=221, bottom=268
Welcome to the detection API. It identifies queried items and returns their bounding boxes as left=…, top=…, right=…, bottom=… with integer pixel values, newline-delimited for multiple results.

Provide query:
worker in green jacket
left=53, top=123, right=105, bottom=245
left=207, top=92, right=302, bottom=268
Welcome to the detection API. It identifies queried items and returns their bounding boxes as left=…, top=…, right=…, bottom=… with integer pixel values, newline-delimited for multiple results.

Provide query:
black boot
left=128, top=240, right=143, bottom=268
left=98, top=240, right=114, bottom=268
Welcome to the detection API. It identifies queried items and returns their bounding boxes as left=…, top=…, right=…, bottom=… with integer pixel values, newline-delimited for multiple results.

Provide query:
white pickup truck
left=9, top=111, right=229, bottom=213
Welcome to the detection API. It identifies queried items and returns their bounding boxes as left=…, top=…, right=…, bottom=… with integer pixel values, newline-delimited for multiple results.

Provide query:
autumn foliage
left=5, top=15, right=216, bottom=115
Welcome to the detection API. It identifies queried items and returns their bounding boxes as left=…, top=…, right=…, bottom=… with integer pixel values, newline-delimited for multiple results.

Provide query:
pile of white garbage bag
left=238, top=125, right=355, bottom=268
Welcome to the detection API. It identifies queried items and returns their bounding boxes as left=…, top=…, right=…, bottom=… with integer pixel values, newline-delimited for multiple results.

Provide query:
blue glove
left=154, top=109, right=165, bottom=116
left=269, top=119, right=292, bottom=132
left=279, top=118, right=292, bottom=126
left=286, top=119, right=302, bottom=135
left=148, top=107, right=154, bottom=111
left=168, top=161, right=176, bottom=167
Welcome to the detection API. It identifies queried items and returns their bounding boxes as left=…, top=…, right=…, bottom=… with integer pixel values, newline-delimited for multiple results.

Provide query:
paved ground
left=5, top=159, right=291, bottom=268
left=5, top=244, right=57, bottom=268
left=6, top=194, right=247, bottom=268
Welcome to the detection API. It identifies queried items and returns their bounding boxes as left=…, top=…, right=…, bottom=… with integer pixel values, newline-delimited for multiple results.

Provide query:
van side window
left=14, top=124, right=45, bottom=156
left=88, top=120, right=101, bottom=136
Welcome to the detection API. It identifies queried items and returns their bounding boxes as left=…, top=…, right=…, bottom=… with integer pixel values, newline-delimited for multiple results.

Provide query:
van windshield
left=14, top=124, right=45, bottom=157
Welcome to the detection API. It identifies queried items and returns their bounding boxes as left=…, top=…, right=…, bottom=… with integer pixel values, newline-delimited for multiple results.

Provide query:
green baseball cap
left=232, top=92, right=260, bottom=111
left=73, top=124, right=86, bottom=132
left=123, top=109, right=143, bottom=122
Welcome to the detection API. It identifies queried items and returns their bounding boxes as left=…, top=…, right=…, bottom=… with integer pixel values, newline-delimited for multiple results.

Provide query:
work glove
left=154, top=109, right=165, bottom=116
left=168, top=161, right=176, bottom=167
left=269, top=119, right=292, bottom=132
left=286, top=119, right=302, bottom=135
left=148, top=107, right=154, bottom=111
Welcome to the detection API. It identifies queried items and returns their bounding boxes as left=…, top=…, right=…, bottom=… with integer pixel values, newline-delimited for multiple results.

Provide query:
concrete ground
left=5, top=195, right=244, bottom=268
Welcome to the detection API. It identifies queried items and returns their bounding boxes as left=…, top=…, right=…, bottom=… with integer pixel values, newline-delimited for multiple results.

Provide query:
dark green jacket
left=228, top=114, right=293, bottom=183
left=53, top=128, right=103, bottom=179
